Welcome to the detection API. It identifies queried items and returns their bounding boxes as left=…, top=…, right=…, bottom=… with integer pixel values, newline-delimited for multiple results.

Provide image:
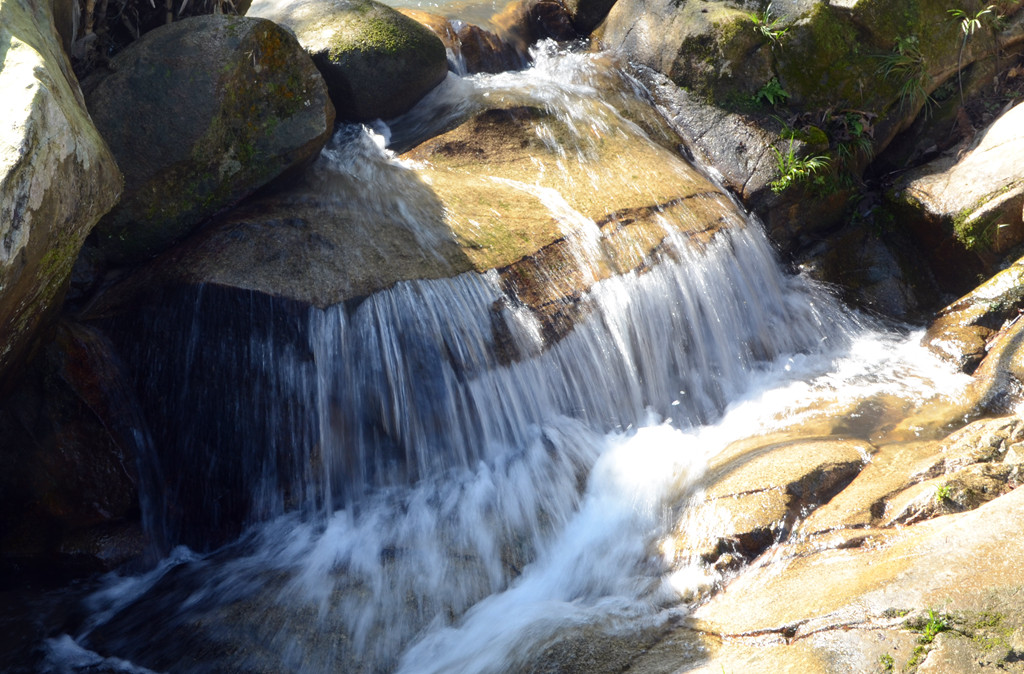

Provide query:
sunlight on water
left=40, top=44, right=975, bottom=674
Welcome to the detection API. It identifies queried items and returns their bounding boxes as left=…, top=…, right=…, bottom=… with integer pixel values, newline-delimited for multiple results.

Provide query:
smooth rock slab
left=898, top=102, right=1024, bottom=258
left=683, top=487, right=1024, bottom=671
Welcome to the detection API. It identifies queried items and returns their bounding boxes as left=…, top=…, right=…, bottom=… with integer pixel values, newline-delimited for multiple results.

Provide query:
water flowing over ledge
left=41, top=44, right=976, bottom=674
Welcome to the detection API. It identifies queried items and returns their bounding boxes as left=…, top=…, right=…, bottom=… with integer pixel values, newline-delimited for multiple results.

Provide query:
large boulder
left=0, top=322, right=147, bottom=578
left=97, top=99, right=736, bottom=334
left=83, top=14, right=335, bottom=266
left=248, top=0, right=448, bottom=121
left=891, top=101, right=1024, bottom=289
left=82, top=89, right=743, bottom=549
left=0, top=0, right=122, bottom=393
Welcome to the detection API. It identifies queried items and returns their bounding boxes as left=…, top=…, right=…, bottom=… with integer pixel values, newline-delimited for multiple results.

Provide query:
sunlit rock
left=0, top=0, right=121, bottom=393
left=98, top=93, right=739, bottom=340
left=397, top=8, right=525, bottom=74
left=669, top=436, right=869, bottom=565
left=894, top=102, right=1024, bottom=276
left=491, top=0, right=578, bottom=52
left=248, top=0, right=448, bottom=121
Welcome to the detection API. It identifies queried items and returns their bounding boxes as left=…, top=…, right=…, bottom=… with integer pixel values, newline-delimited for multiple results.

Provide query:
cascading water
left=41, top=43, right=972, bottom=674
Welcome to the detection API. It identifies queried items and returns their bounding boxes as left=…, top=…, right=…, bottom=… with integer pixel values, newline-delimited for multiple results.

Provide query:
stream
left=35, top=38, right=971, bottom=674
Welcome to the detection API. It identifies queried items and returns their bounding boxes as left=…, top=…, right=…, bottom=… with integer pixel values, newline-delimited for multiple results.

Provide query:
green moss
left=668, top=7, right=763, bottom=105
left=325, top=5, right=436, bottom=62
left=953, top=209, right=998, bottom=252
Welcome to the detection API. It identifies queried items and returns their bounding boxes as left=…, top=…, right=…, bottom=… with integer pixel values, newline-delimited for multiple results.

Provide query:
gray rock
left=84, top=14, right=335, bottom=266
left=0, top=0, right=122, bottom=393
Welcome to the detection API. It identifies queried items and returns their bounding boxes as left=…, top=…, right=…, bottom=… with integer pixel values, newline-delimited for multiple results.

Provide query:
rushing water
left=38, top=43, right=972, bottom=674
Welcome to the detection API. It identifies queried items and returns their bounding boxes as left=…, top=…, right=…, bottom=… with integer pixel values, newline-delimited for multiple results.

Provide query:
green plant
left=770, top=140, right=831, bottom=193
left=949, top=5, right=997, bottom=105
left=936, top=483, right=954, bottom=502
left=904, top=609, right=953, bottom=668
left=750, top=2, right=789, bottom=45
left=756, top=78, right=790, bottom=106
left=920, top=609, right=952, bottom=642
left=879, top=652, right=895, bottom=673
left=878, top=35, right=934, bottom=112
left=950, top=4, right=996, bottom=37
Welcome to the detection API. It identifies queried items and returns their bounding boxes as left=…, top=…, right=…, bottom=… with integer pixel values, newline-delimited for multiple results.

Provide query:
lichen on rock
left=248, top=0, right=449, bottom=121
left=0, top=0, right=122, bottom=393
left=82, top=14, right=335, bottom=266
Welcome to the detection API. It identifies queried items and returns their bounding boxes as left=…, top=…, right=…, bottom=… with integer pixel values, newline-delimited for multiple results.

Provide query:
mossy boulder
left=248, top=0, right=448, bottom=121
left=83, top=14, right=335, bottom=266
left=598, top=0, right=1024, bottom=268
left=890, top=101, right=1024, bottom=288
left=596, top=0, right=774, bottom=105
left=0, top=0, right=123, bottom=394
left=598, top=0, right=991, bottom=135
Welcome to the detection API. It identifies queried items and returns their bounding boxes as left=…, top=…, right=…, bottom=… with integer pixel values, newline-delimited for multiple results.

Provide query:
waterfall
left=42, top=43, right=970, bottom=674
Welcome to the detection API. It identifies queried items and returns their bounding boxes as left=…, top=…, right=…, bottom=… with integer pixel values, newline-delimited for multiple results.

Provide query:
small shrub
left=878, top=35, right=934, bottom=112
left=770, top=140, right=830, bottom=193
left=936, top=483, right=954, bottom=502
left=749, top=2, right=788, bottom=45
left=756, top=78, right=790, bottom=107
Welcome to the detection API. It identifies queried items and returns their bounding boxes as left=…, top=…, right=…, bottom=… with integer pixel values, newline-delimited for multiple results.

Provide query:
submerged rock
left=248, top=0, right=448, bottom=121
left=82, top=14, right=334, bottom=267
left=0, top=0, right=122, bottom=393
